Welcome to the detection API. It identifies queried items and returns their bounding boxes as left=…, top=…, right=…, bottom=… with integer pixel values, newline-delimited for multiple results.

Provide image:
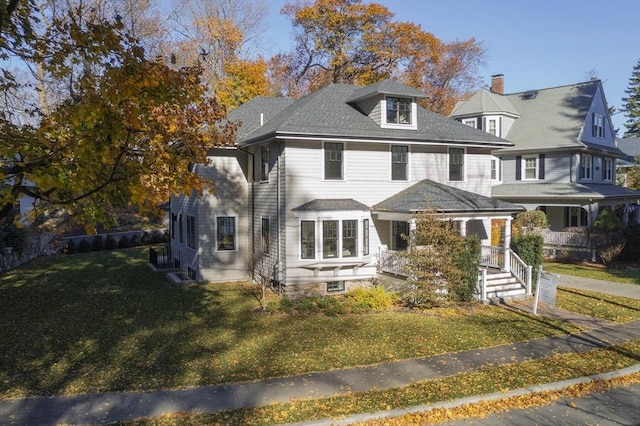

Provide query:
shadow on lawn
left=0, top=248, right=257, bottom=398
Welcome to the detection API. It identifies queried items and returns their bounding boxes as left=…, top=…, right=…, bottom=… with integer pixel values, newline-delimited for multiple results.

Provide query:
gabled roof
left=373, top=179, right=524, bottom=214
left=233, top=82, right=513, bottom=148
left=450, top=89, right=519, bottom=118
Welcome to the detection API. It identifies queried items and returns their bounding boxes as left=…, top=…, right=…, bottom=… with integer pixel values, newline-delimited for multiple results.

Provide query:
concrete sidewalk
left=2, top=317, right=640, bottom=425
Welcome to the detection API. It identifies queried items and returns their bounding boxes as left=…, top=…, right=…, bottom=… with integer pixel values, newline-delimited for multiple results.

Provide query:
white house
left=169, top=79, right=526, bottom=297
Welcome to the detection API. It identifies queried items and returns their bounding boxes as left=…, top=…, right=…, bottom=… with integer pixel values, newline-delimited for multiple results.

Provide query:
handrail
left=509, top=250, right=532, bottom=295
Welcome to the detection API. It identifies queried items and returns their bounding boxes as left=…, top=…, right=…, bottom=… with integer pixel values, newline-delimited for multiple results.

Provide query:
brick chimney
left=490, top=74, right=504, bottom=94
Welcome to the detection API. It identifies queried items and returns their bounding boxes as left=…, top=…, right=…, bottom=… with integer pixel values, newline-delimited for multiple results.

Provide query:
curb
left=291, top=363, right=640, bottom=426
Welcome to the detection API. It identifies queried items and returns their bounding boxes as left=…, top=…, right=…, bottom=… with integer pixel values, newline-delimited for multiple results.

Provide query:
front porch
left=377, top=245, right=532, bottom=302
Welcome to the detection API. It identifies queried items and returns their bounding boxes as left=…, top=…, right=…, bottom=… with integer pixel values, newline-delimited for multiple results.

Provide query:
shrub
left=141, top=231, right=153, bottom=245
left=151, top=230, right=165, bottom=244
left=621, top=223, right=640, bottom=261
left=118, top=235, right=131, bottom=249
left=592, top=208, right=622, bottom=232
left=511, top=233, right=544, bottom=280
left=278, top=297, right=294, bottom=314
left=130, top=234, right=141, bottom=246
left=514, top=210, right=549, bottom=233
left=104, top=235, right=117, bottom=250
left=455, top=236, right=481, bottom=302
left=599, top=242, right=625, bottom=265
left=91, top=235, right=104, bottom=252
left=77, top=239, right=92, bottom=253
left=344, top=287, right=398, bottom=312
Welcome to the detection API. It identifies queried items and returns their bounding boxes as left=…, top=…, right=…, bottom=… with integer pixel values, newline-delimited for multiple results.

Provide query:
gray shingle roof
left=503, top=81, right=598, bottom=151
left=346, top=78, right=427, bottom=102
left=227, top=96, right=294, bottom=140
left=492, top=182, right=640, bottom=199
left=233, top=82, right=513, bottom=148
left=373, top=179, right=525, bottom=213
left=450, top=89, right=519, bottom=117
left=292, top=199, right=370, bottom=212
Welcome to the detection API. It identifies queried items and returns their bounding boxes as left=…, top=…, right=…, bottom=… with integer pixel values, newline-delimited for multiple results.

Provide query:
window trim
left=322, top=220, right=339, bottom=259
left=186, top=215, right=196, bottom=249
left=261, top=217, right=270, bottom=254
left=522, top=156, right=538, bottom=181
left=327, top=281, right=345, bottom=293
left=490, top=156, right=501, bottom=181
left=592, top=113, right=604, bottom=138
left=382, top=96, right=417, bottom=130
left=363, top=218, right=369, bottom=256
left=342, top=220, right=358, bottom=258
left=178, top=214, right=184, bottom=244
left=323, top=141, right=344, bottom=181
left=390, top=145, right=409, bottom=181
left=580, top=153, right=593, bottom=181
left=300, top=220, right=316, bottom=260
left=216, top=216, right=237, bottom=251
left=260, top=144, right=270, bottom=182
left=448, top=147, right=466, bottom=182
left=603, top=157, right=613, bottom=181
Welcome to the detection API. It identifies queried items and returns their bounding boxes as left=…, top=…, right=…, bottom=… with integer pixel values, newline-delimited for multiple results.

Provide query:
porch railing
left=480, top=246, right=503, bottom=269
left=510, top=250, right=533, bottom=295
left=378, top=248, right=409, bottom=277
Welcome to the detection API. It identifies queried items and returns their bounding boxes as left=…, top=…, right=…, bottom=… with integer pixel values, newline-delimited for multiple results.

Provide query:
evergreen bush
left=64, top=240, right=77, bottom=254
left=141, top=231, right=153, bottom=245
left=130, top=234, right=141, bottom=246
left=118, top=235, right=131, bottom=249
left=77, top=239, right=92, bottom=253
left=455, top=236, right=481, bottom=302
left=104, top=235, right=117, bottom=250
left=91, top=235, right=104, bottom=251
left=511, top=233, right=543, bottom=280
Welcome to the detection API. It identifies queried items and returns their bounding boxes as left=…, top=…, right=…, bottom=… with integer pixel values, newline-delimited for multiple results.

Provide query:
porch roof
left=492, top=182, right=640, bottom=201
left=372, top=179, right=525, bottom=214
left=292, top=198, right=370, bottom=212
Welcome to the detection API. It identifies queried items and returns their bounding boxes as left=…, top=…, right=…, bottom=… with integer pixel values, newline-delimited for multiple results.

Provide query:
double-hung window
left=580, top=154, right=593, bottom=180
left=449, top=147, right=465, bottom=181
left=186, top=215, right=196, bottom=249
left=324, top=142, right=343, bottom=180
left=487, top=118, right=497, bottom=136
left=301, top=221, right=315, bottom=259
left=260, top=144, right=269, bottom=182
left=342, top=220, right=357, bottom=257
left=362, top=219, right=369, bottom=256
left=386, top=97, right=412, bottom=124
left=178, top=214, right=184, bottom=243
left=217, top=216, right=236, bottom=251
left=603, top=157, right=613, bottom=181
left=490, top=157, right=500, bottom=181
left=322, top=220, right=338, bottom=258
left=524, top=157, right=538, bottom=180
left=391, top=145, right=408, bottom=180
left=261, top=217, right=270, bottom=254
left=592, top=113, right=604, bottom=138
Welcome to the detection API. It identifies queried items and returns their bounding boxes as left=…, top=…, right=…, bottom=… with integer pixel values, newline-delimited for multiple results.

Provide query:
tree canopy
left=621, top=58, right=640, bottom=138
left=0, top=0, right=235, bottom=228
left=274, top=0, right=485, bottom=115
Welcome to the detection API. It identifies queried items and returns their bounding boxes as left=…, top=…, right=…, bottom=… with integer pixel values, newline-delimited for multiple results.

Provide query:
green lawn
left=0, top=248, right=634, bottom=400
left=544, top=261, right=640, bottom=285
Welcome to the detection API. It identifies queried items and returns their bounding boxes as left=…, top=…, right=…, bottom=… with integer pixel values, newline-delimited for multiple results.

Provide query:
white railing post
left=503, top=247, right=511, bottom=272
left=480, top=268, right=487, bottom=302
left=525, top=265, right=532, bottom=295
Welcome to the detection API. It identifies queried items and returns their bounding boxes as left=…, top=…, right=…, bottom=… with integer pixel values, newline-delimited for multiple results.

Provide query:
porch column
left=459, top=219, right=468, bottom=238
left=408, top=218, right=417, bottom=252
left=503, top=217, right=512, bottom=272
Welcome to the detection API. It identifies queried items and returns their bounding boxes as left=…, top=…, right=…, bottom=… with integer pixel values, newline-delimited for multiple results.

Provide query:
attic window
left=386, top=97, right=412, bottom=125
left=592, top=113, right=604, bottom=138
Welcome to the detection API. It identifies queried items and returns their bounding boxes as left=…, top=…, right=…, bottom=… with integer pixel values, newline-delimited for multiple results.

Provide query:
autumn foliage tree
left=0, top=1, right=235, bottom=228
left=275, top=0, right=485, bottom=115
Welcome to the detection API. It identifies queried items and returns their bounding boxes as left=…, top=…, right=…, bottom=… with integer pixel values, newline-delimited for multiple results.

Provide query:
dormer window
left=384, top=97, right=414, bottom=127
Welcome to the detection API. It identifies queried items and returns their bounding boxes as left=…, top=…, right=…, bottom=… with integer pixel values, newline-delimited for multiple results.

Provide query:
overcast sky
left=262, top=0, right=640, bottom=135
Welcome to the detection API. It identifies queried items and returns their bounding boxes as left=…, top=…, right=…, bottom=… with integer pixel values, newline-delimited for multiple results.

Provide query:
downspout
left=276, top=139, right=283, bottom=287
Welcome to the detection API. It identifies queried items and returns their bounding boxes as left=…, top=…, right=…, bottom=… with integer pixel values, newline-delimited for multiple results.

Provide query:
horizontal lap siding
left=179, top=152, right=249, bottom=283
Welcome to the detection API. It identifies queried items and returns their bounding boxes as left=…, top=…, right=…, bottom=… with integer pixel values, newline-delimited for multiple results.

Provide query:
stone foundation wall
left=280, top=278, right=374, bottom=299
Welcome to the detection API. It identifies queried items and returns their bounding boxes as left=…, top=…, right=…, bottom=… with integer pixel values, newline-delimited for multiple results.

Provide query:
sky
left=261, top=0, right=640, bottom=134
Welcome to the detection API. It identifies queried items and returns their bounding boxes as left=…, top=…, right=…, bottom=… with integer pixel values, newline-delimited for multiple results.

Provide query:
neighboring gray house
left=450, top=75, right=640, bottom=231
left=170, top=79, right=526, bottom=297
left=617, top=136, right=640, bottom=188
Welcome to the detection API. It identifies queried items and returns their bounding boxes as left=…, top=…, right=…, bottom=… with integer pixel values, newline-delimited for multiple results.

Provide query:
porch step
left=483, top=270, right=526, bottom=300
